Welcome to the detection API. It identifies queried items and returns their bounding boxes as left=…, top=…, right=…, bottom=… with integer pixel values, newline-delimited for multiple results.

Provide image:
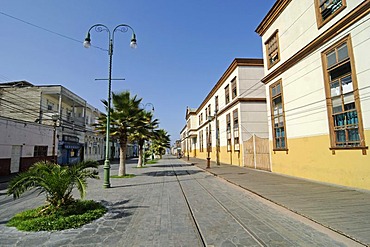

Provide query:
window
left=322, top=36, right=365, bottom=150
left=233, top=109, right=238, bottom=130
left=226, top=113, right=231, bottom=132
left=231, top=77, right=237, bottom=99
left=270, top=80, right=287, bottom=150
left=208, top=104, right=211, bottom=117
left=205, top=107, right=208, bottom=120
left=199, top=113, right=203, bottom=125
left=315, top=0, right=346, bottom=27
left=233, top=109, right=240, bottom=151
left=234, top=135, right=240, bottom=152
left=215, top=96, right=219, bottom=112
left=34, top=146, right=48, bottom=157
left=226, top=113, right=232, bottom=152
left=265, top=30, right=280, bottom=69
left=225, top=85, right=230, bottom=104
left=47, top=100, right=54, bottom=111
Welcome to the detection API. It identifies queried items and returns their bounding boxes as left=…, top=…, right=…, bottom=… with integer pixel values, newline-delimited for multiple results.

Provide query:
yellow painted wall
left=271, top=130, right=370, bottom=190
left=192, top=145, right=244, bottom=167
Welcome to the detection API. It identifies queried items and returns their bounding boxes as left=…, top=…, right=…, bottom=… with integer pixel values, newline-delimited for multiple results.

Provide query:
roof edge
left=196, top=58, right=263, bottom=114
left=255, top=0, right=292, bottom=36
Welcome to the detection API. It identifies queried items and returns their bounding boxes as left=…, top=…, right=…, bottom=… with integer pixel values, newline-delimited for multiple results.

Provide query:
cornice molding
left=255, top=0, right=292, bottom=36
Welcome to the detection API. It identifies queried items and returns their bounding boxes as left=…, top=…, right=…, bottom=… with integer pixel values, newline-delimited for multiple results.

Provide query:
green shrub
left=7, top=200, right=106, bottom=231
left=7, top=160, right=99, bottom=211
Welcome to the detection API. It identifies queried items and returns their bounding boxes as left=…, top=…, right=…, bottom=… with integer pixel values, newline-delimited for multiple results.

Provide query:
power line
left=0, top=10, right=107, bottom=52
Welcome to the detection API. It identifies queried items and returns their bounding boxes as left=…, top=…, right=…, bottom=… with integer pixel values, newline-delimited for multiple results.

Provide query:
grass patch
left=6, top=200, right=106, bottom=231
left=146, top=159, right=158, bottom=164
left=111, top=174, right=136, bottom=178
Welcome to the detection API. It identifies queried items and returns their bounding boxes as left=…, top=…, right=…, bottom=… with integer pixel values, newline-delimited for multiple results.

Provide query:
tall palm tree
left=96, top=91, right=142, bottom=176
left=129, top=110, right=159, bottom=167
left=152, top=129, right=171, bottom=159
left=7, top=160, right=99, bottom=211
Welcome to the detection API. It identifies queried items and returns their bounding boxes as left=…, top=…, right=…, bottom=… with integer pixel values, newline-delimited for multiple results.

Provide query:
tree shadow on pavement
left=141, top=170, right=203, bottom=177
left=100, top=200, right=148, bottom=219
left=150, top=164, right=193, bottom=168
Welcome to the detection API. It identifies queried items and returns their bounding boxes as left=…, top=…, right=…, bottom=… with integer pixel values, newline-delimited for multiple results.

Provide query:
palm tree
left=7, top=160, right=99, bottom=211
left=96, top=91, right=142, bottom=176
left=129, top=110, right=159, bottom=167
left=152, top=129, right=171, bottom=159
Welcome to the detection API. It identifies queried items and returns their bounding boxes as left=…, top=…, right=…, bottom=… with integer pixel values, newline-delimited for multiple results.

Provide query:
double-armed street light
left=84, top=23, right=137, bottom=188
left=140, top=102, right=155, bottom=113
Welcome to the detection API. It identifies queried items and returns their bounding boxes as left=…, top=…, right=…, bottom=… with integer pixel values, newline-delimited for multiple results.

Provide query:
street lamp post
left=84, top=24, right=137, bottom=188
left=51, top=114, right=59, bottom=163
left=139, top=102, right=155, bottom=162
left=187, top=136, right=190, bottom=161
left=215, top=110, right=220, bottom=166
left=206, top=115, right=214, bottom=169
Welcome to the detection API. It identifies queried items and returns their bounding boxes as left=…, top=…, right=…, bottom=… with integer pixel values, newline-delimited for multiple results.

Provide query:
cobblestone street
left=0, top=156, right=363, bottom=246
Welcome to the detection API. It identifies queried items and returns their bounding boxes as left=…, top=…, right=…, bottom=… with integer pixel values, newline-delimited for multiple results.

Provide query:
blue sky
left=0, top=1, right=275, bottom=143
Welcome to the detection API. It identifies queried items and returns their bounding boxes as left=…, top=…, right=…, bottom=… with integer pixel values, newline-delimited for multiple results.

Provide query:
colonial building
left=0, top=81, right=125, bottom=176
left=256, top=0, right=370, bottom=189
left=181, top=58, right=269, bottom=168
left=0, top=81, right=87, bottom=165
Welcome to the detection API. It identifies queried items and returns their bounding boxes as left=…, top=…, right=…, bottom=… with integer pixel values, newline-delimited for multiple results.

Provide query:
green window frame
left=269, top=80, right=287, bottom=151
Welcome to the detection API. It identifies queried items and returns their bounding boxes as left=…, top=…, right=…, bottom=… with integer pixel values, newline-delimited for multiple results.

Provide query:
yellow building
left=256, top=0, right=370, bottom=190
left=181, top=58, right=269, bottom=169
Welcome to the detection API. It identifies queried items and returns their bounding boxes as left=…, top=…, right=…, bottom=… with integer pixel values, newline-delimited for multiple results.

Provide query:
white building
left=181, top=58, right=269, bottom=169
left=256, top=0, right=370, bottom=190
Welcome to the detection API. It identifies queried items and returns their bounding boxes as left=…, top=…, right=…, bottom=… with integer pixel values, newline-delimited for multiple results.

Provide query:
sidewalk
left=183, top=156, right=370, bottom=246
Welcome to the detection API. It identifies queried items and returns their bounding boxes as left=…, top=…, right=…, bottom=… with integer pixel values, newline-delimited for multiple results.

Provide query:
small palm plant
left=7, top=160, right=99, bottom=213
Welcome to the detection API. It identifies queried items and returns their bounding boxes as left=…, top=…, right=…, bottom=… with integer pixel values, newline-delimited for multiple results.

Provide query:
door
left=10, top=145, right=22, bottom=173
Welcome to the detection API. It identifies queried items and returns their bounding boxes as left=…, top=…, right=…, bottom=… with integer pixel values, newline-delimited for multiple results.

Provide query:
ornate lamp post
left=215, top=109, right=220, bottom=166
left=84, top=24, right=137, bottom=188
left=206, top=115, right=214, bottom=168
left=139, top=102, right=155, bottom=161
left=140, top=103, right=155, bottom=113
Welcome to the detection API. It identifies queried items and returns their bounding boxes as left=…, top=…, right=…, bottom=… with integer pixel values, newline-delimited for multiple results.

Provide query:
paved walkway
left=1, top=156, right=364, bottom=246
left=183, top=156, right=370, bottom=246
